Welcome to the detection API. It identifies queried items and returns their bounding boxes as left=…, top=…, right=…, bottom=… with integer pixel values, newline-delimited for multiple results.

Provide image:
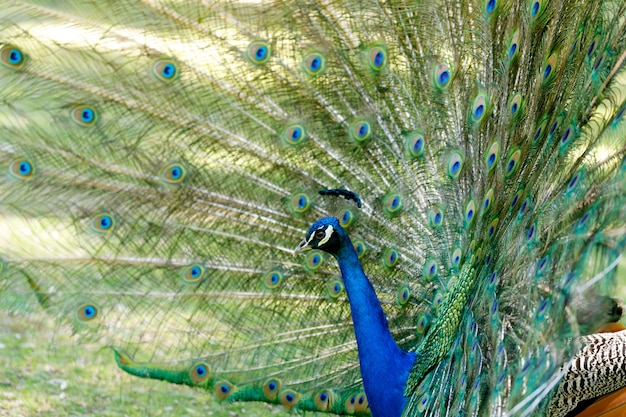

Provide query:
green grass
left=0, top=311, right=285, bottom=417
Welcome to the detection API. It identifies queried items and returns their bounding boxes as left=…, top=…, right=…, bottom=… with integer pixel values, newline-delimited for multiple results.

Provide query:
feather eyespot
left=189, top=363, right=210, bottom=385
left=350, top=119, right=372, bottom=143
left=263, top=379, right=281, bottom=400
left=152, top=59, right=178, bottom=82
left=71, top=105, right=98, bottom=126
left=302, top=51, right=326, bottom=76
left=339, top=209, right=355, bottom=227
left=183, top=263, right=207, bottom=283
left=382, top=248, right=400, bottom=268
left=91, top=213, right=115, bottom=234
left=214, top=381, right=233, bottom=400
left=507, top=31, right=520, bottom=61
left=289, top=192, right=311, bottom=214
left=279, top=389, right=299, bottom=409
left=451, top=247, right=462, bottom=269
left=263, top=269, right=284, bottom=289
left=464, top=199, right=476, bottom=226
left=304, top=250, right=324, bottom=272
left=447, top=151, right=464, bottom=179
left=416, top=312, right=431, bottom=335
left=9, top=159, right=34, bottom=180
left=247, top=40, right=271, bottom=65
left=504, top=148, right=521, bottom=177
left=429, top=205, right=444, bottom=227
left=367, top=45, right=387, bottom=71
left=161, top=163, right=187, bottom=183
left=432, top=63, right=453, bottom=89
left=281, top=123, right=306, bottom=146
left=76, top=304, right=98, bottom=322
left=315, top=389, right=332, bottom=410
left=397, top=285, right=411, bottom=306
left=423, top=259, right=438, bottom=281
left=382, top=192, right=403, bottom=216
left=353, top=239, right=366, bottom=259
left=405, top=131, right=425, bottom=158
left=1, top=45, right=26, bottom=69
left=327, top=279, right=344, bottom=299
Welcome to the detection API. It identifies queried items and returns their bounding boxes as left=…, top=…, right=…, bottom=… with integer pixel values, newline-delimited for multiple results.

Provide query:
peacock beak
left=294, top=238, right=313, bottom=255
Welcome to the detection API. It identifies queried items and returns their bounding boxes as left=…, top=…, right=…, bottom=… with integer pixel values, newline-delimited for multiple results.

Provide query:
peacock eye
left=315, top=230, right=326, bottom=239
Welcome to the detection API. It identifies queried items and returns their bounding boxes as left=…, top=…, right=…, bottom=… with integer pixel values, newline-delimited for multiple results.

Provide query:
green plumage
left=1, top=0, right=626, bottom=416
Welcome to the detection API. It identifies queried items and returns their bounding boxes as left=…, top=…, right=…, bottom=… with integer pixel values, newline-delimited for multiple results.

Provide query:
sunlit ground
left=0, top=311, right=285, bottom=417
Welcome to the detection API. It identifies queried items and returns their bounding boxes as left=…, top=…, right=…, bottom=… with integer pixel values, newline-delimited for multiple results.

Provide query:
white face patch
left=318, top=225, right=334, bottom=246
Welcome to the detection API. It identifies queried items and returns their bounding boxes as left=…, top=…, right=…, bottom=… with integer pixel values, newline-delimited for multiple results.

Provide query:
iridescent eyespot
left=433, top=62, right=453, bottom=90
left=9, top=159, right=34, bottom=180
left=422, top=259, right=438, bottom=281
left=509, top=93, right=523, bottom=119
left=338, top=209, right=355, bottom=228
left=304, top=250, right=324, bottom=272
left=482, top=188, right=494, bottom=214
left=263, top=378, right=281, bottom=400
left=397, top=285, right=411, bottom=306
left=161, top=163, right=187, bottom=183
left=451, top=247, right=462, bottom=269
left=485, top=141, right=500, bottom=172
left=315, top=389, right=332, bottom=411
left=432, top=291, right=444, bottom=310
left=415, top=312, right=431, bottom=334
left=537, top=255, right=550, bottom=274
left=183, top=263, right=207, bottom=283
left=247, top=40, right=271, bottom=65
left=90, top=213, right=115, bottom=233
left=507, top=31, right=520, bottom=61
left=470, top=92, right=490, bottom=124
left=542, top=54, right=557, bottom=84
left=302, top=51, right=326, bottom=76
left=214, top=380, right=233, bottom=400
left=429, top=205, right=444, bottom=227
left=76, top=304, right=98, bottom=322
left=405, top=131, right=425, bottom=158
left=189, top=362, right=210, bottom=385
left=526, top=222, right=537, bottom=242
left=485, top=0, right=497, bottom=16
left=447, top=151, right=464, bottom=179
left=559, top=123, right=577, bottom=152
left=586, top=35, right=601, bottom=58
left=350, top=119, right=372, bottom=143
left=281, top=123, right=307, bottom=146
left=71, top=105, right=98, bottom=126
left=354, top=393, right=368, bottom=412
left=152, top=59, right=178, bottom=82
left=486, top=218, right=499, bottom=239
left=263, top=269, right=283, bottom=289
left=567, top=170, right=583, bottom=194
left=353, top=239, right=367, bottom=259
left=367, top=45, right=387, bottom=71
left=289, top=192, right=311, bottom=214
left=382, top=192, right=403, bottom=216
left=382, top=248, right=400, bottom=268
left=345, top=395, right=357, bottom=413
left=532, top=116, right=548, bottom=144
left=504, top=148, right=521, bottom=177
left=327, top=278, right=344, bottom=299
left=530, top=0, right=544, bottom=19
left=464, top=199, right=476, bottom=226
left=280, top=389, right=299, bottom=409
left=418, top=393, right=430, bottom=412
left=1, top=45, right=26, bottom=69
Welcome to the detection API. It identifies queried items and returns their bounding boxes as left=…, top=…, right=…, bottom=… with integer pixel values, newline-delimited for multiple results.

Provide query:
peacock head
left=294, top=217, right=346, bottom=255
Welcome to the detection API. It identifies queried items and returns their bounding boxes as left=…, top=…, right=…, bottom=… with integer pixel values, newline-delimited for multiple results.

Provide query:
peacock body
left=1, top=0, right=626, bottom=416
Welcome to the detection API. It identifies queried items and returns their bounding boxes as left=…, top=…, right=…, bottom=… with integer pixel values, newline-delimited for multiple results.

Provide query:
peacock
left=1, top=0, right=626, bottom=416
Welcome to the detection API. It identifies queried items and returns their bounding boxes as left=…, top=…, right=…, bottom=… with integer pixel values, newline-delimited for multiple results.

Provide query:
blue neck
left=334, top=237, right=416, bottom=417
